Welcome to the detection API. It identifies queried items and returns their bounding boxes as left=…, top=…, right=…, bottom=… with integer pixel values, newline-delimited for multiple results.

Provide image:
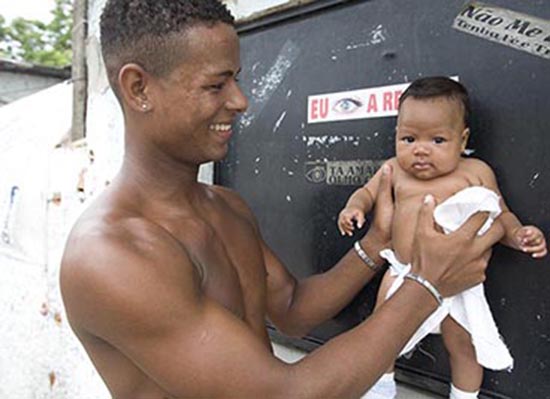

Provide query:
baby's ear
left=461, top=128, right=470, bottom=152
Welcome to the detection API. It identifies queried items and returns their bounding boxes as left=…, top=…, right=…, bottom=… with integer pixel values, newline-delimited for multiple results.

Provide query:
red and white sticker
left=308, top=82, right=409, bottom=124
left=307, top=77, right=459, bottom=124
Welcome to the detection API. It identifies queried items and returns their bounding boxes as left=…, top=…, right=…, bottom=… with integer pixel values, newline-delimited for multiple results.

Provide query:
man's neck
left=117, top=146, right=205, bottom=206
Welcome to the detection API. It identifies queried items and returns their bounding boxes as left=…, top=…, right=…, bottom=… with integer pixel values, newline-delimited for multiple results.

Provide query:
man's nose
left=227, top=82, right=249, bottom=114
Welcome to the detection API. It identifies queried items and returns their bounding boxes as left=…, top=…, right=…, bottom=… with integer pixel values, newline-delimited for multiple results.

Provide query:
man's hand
left=411, top=194, right=504, bottom=297
left=363, top=164, right=393, bottom=249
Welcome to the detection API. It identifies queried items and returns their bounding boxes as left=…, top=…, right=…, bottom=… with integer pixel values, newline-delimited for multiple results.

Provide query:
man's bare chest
left=159, top=207, right=267, bottom=323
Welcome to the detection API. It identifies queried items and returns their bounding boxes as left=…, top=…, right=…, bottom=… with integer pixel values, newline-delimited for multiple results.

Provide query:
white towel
left=382, top=186, right=514, bottom=371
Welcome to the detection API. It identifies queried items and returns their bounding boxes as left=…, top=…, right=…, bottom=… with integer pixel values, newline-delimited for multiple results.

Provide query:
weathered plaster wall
left=0, top=82, right=110, bottom=398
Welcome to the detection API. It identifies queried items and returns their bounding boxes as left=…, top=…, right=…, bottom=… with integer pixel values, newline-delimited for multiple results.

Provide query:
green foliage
left=0, top=0, right=73, bottom=67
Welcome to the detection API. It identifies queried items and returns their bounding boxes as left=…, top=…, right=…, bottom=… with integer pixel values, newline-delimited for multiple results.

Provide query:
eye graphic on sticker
left=332, top=97, right=363, bottom=114
left=304, top=163, right=327, bottom=183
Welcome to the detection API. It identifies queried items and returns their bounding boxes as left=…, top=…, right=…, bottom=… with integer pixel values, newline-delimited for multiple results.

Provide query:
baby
left=337, top=77, right=547, bottom=399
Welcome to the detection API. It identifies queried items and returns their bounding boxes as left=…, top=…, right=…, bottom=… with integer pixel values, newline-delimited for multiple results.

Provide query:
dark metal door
left=217, top=1, right=550, bottom=397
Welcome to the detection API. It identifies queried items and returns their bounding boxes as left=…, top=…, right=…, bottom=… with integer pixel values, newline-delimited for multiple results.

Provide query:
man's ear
left=461, top=127, right=470, bottom=152
left=118, top=63, right=154, bottom=113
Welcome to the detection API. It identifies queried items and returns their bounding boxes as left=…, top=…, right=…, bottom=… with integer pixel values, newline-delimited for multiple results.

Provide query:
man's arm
left=62, top=192, right=501, bottom=399
left=266, top=164, right=394, bottom=337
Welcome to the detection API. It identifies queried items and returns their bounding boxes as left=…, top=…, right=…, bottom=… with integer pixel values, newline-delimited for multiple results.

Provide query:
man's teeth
left=210, top=124, right=231, bottom=131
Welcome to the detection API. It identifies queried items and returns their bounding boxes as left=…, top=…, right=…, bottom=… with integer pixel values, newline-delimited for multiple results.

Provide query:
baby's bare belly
left=389, top=162, right=481, bottom=264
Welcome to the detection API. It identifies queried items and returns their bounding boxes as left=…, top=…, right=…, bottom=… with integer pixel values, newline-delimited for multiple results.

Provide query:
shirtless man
left=60, top=1, right=502, bottom=398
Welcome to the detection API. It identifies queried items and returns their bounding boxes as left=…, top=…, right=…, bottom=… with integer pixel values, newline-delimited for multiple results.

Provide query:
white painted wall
left=0, top=82, right=110, bottom=398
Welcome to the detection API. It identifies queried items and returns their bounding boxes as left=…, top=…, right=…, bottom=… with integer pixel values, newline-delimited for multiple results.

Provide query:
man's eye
left=332, top=97, right=362, bottom=114
left=209, top=83, right=225, bottom=91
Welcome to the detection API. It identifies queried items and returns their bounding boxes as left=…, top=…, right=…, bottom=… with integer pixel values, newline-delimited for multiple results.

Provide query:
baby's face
left=395, top=96, right=468, bottom=180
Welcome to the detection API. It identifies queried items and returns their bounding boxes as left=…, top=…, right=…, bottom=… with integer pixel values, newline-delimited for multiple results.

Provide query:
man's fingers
left=415, top=194, right=437, bottom=238
left=376, top=164, right=393, bottom=204
left=475, top=215, right=504, bottom=247
left=456, top=211, right=491, bottom=239
left=471, top=219, right=504, bottom=258
left=356, top=213, right=366, bottom=229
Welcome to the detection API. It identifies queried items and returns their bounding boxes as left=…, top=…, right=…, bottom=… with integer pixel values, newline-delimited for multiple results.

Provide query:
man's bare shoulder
left=208, top=184, right=257, bottom=225
left=60, top=202, right=201, bottom=336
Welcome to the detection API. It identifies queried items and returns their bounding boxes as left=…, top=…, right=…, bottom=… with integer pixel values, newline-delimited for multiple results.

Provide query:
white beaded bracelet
left=404, top=272, right=443, bottom=306
left=354, top=241, right=383, bottom=272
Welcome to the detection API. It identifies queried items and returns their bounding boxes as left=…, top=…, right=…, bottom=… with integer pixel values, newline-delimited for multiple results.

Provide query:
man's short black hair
left=100, top=0, right=234, bottom=98
left=399, top=76, right=471, bottom=127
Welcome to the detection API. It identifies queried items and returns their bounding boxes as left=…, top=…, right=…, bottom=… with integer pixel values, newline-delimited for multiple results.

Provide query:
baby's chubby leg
left=363, top=271, right=399, bottom=399
left=441, top=316, right=482, bottom=397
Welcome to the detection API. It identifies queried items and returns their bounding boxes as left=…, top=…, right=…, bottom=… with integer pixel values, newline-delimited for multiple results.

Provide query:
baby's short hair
left=399, top=76, right=471, bottom=127
left=100, top=0, right=234, bottom=99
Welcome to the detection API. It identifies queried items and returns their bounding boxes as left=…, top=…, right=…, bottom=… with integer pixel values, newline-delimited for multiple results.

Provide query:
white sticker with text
left=453, top=2, right=550, bottom=60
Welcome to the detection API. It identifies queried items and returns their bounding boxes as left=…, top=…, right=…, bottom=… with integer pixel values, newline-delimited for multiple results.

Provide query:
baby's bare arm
left=473, top=159, right=546, bottom=256
left=338, top=161, right=394, bottom=235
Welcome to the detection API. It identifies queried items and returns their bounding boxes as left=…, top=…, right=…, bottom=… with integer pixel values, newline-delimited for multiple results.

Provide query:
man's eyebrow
left=212, top=68, right=242, bottom=78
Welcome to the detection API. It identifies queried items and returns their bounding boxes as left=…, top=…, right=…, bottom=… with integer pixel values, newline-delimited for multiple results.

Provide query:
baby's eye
left=333, top=97, right=362, bottom=114
left=401, top=136, right=415, bottom=143
left=433, top=137, right=447, bottom=144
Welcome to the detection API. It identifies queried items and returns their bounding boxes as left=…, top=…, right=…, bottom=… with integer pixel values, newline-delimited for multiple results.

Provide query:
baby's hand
left=514, top=226, right=547, bottom=258
left=338, top=207, right=365, bottom=236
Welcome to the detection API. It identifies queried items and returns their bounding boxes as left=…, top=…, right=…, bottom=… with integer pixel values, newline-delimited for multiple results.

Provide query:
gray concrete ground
left=397, top=383, right=442, bottom=399
left=273, top=343, right=442, bottom=399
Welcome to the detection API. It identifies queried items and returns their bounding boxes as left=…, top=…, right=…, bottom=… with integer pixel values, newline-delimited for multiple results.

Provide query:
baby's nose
left=413, top=144, right=430, bottom=155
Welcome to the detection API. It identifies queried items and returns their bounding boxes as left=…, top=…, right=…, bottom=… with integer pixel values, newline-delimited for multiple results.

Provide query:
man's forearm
left=278, top=232, right=388, bottom=337
left=285, top=280, right=438, bottom=398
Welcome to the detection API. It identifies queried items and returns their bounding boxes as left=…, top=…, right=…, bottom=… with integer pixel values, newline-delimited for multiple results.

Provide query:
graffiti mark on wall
left=1, top=186, right=19, bottom=245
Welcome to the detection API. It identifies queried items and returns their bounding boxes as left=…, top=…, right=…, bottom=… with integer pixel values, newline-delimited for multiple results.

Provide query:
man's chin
left=206, top=149, right=229, bottom=164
